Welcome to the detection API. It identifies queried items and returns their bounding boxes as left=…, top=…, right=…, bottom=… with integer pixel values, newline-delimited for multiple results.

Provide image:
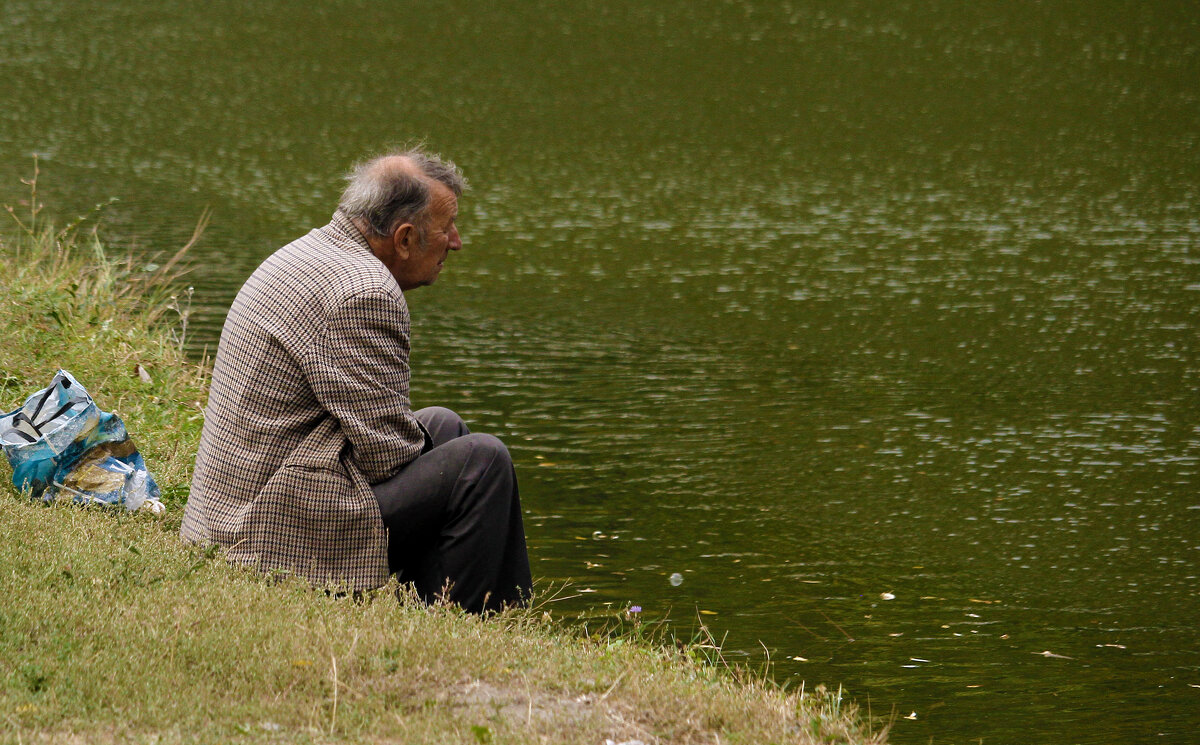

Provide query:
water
left=2, top=1, right=1197, bottom=742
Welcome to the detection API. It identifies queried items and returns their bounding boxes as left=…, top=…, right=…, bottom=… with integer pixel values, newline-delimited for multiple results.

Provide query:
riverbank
left=0, top=200, right=886, bottom=744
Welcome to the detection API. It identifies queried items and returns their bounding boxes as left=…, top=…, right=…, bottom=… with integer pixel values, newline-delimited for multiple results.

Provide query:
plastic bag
left=0, top=370, right=163, bottom=513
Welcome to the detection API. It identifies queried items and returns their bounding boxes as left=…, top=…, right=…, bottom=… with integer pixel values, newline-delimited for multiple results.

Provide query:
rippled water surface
left=2, top=2, right=1197, bottom=742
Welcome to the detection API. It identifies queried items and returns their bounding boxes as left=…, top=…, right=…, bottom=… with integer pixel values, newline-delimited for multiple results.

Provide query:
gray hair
left=338, top=148, right=467, bottom=239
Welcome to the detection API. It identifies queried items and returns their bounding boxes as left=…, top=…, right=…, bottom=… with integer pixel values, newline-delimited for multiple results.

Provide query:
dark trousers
left=371, top=407, right=532, bottom=613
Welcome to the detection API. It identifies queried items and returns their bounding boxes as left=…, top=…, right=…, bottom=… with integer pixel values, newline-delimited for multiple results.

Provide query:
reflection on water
left=2, top=1, right=1197, bottom=742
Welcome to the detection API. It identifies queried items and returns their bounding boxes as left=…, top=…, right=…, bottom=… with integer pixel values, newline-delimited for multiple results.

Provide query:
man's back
left=182, top=211, right=425, bottom=590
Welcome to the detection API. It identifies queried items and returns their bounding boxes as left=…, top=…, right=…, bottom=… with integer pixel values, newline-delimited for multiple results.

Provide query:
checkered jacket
left=182, top=211, right=426, bottom=590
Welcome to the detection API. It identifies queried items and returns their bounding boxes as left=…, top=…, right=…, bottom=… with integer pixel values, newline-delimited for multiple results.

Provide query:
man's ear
left=392, top=222, right=417, bottom=259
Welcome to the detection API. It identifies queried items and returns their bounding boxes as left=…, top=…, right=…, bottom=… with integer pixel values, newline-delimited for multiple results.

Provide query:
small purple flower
left=629, top=605, right=642, bottom=614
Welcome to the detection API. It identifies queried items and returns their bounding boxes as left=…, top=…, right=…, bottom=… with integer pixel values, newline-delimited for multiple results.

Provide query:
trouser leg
left=415, top=405, right=471, bottom=448
left=372, top=407, right=532, bottom=613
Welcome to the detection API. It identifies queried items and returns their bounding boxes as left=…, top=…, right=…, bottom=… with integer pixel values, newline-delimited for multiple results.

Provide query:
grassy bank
left=0, top=190, right=887, bottom=744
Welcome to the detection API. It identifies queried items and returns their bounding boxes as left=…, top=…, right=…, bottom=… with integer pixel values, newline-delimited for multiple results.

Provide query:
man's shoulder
left=251, top=220, right=399, bottom=300
left=224, top=217, right=405, bottom=346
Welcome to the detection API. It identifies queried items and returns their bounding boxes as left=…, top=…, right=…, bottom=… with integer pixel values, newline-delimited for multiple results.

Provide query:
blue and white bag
left=0, top=370, right=163, bottom=512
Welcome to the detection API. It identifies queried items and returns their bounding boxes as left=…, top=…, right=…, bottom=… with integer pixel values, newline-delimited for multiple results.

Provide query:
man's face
left=386, top=182, right=462, bottom=291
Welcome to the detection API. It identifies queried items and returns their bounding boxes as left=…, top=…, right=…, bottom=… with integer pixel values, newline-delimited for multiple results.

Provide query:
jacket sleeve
left=300, top=286, right=426, bottom=484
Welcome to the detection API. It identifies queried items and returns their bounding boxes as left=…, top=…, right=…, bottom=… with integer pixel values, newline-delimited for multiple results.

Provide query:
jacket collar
left=328, top=210, right=375, bottom=255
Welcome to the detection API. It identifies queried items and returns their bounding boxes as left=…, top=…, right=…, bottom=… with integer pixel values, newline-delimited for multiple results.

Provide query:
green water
left=3, top=2, right=1198, bottom=742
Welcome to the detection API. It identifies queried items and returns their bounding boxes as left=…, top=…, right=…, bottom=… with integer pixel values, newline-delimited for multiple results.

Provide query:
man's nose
left=449, top=225, right=463, bottom=250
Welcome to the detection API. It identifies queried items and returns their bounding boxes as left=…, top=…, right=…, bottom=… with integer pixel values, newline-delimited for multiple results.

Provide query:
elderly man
left=182, top=149, right=531, bottom=612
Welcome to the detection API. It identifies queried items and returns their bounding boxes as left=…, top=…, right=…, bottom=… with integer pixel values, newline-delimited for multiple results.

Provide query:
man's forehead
left=429, top=181, right=458, bottom=213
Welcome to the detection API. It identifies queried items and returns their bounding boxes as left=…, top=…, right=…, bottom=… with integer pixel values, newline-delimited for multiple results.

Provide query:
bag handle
left=9, top=412, right=41, bottom=441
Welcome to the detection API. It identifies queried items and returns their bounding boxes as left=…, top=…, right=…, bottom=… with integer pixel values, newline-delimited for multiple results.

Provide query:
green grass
left=0, top=174, right=888, bottom=744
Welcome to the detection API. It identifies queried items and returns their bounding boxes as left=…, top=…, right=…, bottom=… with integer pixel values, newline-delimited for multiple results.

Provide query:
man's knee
left=455, top=434, right=514, bottom=490
left=416, top=405, right=463, bottom=426
left=463, top=433, right=512, bottom=470
left=416, top=406, right=470, bottom=445
left=443, top=434, right=514, bottom=519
